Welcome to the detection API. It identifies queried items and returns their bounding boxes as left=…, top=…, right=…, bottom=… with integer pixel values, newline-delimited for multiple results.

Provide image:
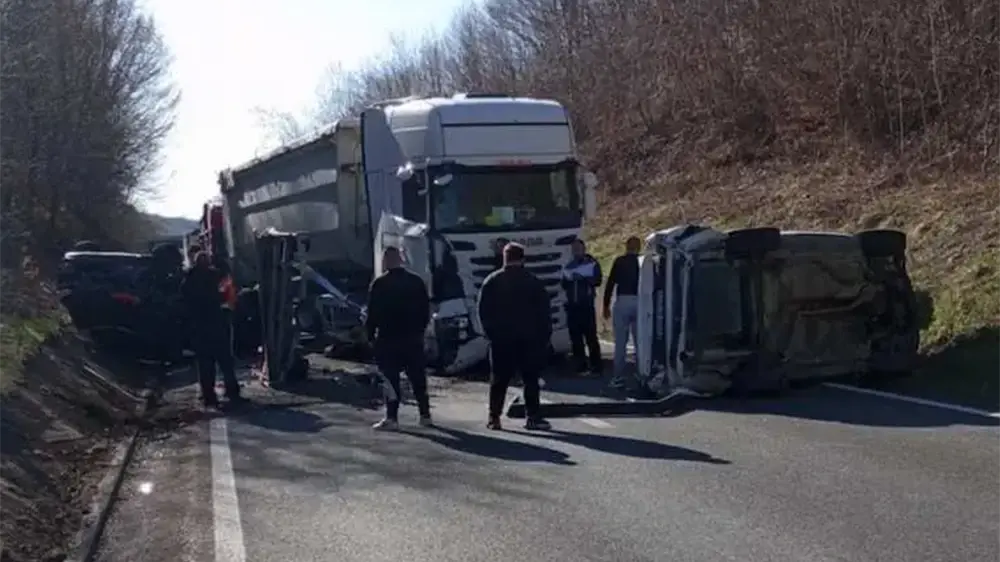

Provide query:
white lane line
left=597, top=339, right=999, bottom=419
left=579, top=417, right=614, bottom=428
left=539, top=398, right=614, bottom=429
left=823, top=383, right=1000, bottom=419
left=210, top=417, right=247, bottom=562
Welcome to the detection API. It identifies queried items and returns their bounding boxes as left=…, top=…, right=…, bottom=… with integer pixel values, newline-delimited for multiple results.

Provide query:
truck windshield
left=431, top=165, right=581, bottom=233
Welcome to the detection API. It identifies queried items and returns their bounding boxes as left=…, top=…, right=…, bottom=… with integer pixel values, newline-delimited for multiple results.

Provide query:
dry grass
left=586, top=157, right=999, bottom=407
left=0, top=313, right=66, bottom=394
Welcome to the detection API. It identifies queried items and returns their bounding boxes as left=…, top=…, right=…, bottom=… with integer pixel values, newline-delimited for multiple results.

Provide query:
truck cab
left=377, top=94, right=598, bottom=370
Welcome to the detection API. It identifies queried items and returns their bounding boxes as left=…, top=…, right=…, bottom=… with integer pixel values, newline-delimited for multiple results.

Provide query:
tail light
left=111, top=292, right=140, bottom=305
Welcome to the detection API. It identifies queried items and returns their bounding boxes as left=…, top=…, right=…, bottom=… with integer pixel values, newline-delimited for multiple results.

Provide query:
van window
left=691, top=260, right=744, bottom=344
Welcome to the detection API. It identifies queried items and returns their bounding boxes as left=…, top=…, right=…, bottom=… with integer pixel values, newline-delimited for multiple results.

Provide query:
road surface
left=96, top=372, right=999, bottom=562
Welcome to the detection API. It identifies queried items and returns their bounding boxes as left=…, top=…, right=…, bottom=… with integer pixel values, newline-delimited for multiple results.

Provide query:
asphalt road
left=96, top=372, right=999, bottom=562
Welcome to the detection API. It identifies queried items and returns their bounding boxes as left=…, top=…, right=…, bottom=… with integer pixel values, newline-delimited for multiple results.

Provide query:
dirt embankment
left=0, top=332, right=155, bottom=562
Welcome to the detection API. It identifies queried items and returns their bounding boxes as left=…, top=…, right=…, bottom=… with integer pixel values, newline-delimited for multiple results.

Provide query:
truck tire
left=855, top=229, right=906, bottom=258
left=724, top=227, right=781, bottom=258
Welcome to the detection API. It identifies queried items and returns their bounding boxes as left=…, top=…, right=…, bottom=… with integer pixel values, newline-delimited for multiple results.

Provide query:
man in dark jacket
left=365, top=246, right=433, bottom=431
left=489, top=237, right=510, bottom=273
left=561, top=238, right=603, bottom=374
left=478, top=242, right=552, bottom=430
left=181, top=252, right=241, bottom=407
left=602, top=236, right=642, bottom=388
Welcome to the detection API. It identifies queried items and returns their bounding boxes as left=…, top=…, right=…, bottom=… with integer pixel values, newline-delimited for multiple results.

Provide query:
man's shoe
left=608, top=376, right=626, bottom=389
left=372, top=418, right=399, bottom=431
left=418, top=415, right=434, bottom=427
left=525, top=417, right=552, bottom=431
left=486, top=416, right=503, bottom=430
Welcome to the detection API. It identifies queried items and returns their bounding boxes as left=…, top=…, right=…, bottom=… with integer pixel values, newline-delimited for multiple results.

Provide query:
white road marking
left=579, top=417, right=614, bottom=428
left=210, top=417, right=247, bottom=562
left=823, top=383, right=1000, bottom=419
left=598, top=339, right=999, bottom=419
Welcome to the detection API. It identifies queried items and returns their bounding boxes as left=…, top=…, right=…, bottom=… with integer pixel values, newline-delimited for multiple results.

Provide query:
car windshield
left=431, top=165, right=581, bottom=233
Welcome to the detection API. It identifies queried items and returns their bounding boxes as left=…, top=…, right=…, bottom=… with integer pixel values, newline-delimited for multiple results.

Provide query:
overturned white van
left=634, top=225, right=921, bottom=397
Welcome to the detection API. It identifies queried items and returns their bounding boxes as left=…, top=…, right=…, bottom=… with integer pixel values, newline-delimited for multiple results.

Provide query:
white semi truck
left=213, top=93, right=598, bottom=375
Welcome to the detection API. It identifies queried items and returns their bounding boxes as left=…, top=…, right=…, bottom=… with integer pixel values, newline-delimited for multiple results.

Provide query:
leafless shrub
left=296, top=0, right=998, bottom=191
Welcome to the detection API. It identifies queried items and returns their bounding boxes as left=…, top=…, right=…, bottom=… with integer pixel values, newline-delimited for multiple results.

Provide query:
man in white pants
left=602, top=236, right=641, bottom=388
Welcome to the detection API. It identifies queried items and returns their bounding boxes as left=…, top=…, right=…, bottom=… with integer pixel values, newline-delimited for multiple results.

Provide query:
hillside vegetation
left=285, top=0, right=998, bottom=404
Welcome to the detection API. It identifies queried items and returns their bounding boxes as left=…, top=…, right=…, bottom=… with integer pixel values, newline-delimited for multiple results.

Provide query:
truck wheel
left=724, top=227, right=781, bottom=258
left=855, top=229, right=906, bottom=258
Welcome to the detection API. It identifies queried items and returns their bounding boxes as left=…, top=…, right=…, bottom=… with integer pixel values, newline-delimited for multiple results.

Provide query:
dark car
left=59, top=250, right=185, bottom=360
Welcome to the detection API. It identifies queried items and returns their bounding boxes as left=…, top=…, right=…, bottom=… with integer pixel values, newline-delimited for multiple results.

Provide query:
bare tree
left=1, top=0, right=178, bottom=269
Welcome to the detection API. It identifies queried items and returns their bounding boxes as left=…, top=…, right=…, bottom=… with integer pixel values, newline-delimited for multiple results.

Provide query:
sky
left=141, top=0, right=469, bottom=219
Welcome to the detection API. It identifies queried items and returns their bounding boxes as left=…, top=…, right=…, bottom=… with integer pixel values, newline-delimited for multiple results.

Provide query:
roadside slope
left=0, top=323, right=149, bottom=562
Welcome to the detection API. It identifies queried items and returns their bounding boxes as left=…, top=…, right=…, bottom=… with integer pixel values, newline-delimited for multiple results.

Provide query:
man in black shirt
left=489, top=237, right=510, bottom=273
left=602, top=236, right=642, bottom=388
left=181, top=252, right=242, bottom=407
left=365, top=246, right=433, bottom=430
left=478, top=243, right=552, bottom=430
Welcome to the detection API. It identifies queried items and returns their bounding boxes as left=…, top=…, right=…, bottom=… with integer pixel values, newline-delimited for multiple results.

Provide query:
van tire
left=725, top=227, right=781, bottom=257
left=856, top=229, right=906, bottom=258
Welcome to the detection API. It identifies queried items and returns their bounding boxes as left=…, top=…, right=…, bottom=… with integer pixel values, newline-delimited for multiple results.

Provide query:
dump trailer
left=213, top=94, right=599, bottom=382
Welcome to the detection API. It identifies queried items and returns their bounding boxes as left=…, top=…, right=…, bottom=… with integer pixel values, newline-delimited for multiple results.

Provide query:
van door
left=360, top=108, right=407, bottom=242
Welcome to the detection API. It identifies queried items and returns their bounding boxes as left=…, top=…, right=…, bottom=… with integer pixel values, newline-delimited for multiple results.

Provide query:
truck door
left=360, top=108, right=407, bottom=242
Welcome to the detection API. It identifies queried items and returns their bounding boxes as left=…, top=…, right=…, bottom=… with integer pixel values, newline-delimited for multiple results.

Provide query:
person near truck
left=477, top=242, right=552, bottom=431
left=365, top=246, right=434, bottom=431
left=490, top=237, right=510, bottom=273
left=562, top=238, right=603, bottom=375
left=602, top=236, right=642, bottom=388
left=181, top=251, right=242, bottom=408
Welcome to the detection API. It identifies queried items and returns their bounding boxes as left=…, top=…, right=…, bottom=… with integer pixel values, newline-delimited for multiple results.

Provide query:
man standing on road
left=181, top=252, right=242, bottom=408
left=603, top=236, right=642, bottom=388
left=562, top=238, right=603, bottom=375
left=478, top=243, right=553, bottom=431
left=490, top=237, right=510, bottom=273
left=365, top=246, right=433, bottom=431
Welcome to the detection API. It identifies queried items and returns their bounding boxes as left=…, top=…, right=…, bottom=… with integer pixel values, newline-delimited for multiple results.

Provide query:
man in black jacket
left=602, top=236, right=642, bottom=388
left=478, top=242, right=552, bottom=430
left=365, top=246, right=433, bottom=431
left=181, top=252, right=241, bottom=407
left=561, top=238, right=603, bottom=375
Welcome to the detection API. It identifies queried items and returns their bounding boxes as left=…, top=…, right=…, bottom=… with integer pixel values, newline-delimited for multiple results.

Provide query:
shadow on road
left=235, top=406, right=332, bottom=433
left=538, top=375, right=999, bottom=429
left=701, top=389, right=999, bottom=429
left=403, top=426, right=576, bottom=465
left=520, top=429, right=730, bottom=464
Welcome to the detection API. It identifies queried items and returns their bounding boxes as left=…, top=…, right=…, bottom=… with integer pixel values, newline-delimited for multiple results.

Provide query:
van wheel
left=724, top=227, right=781, bottom=258
left=856, top=229, right=906, bottom=258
